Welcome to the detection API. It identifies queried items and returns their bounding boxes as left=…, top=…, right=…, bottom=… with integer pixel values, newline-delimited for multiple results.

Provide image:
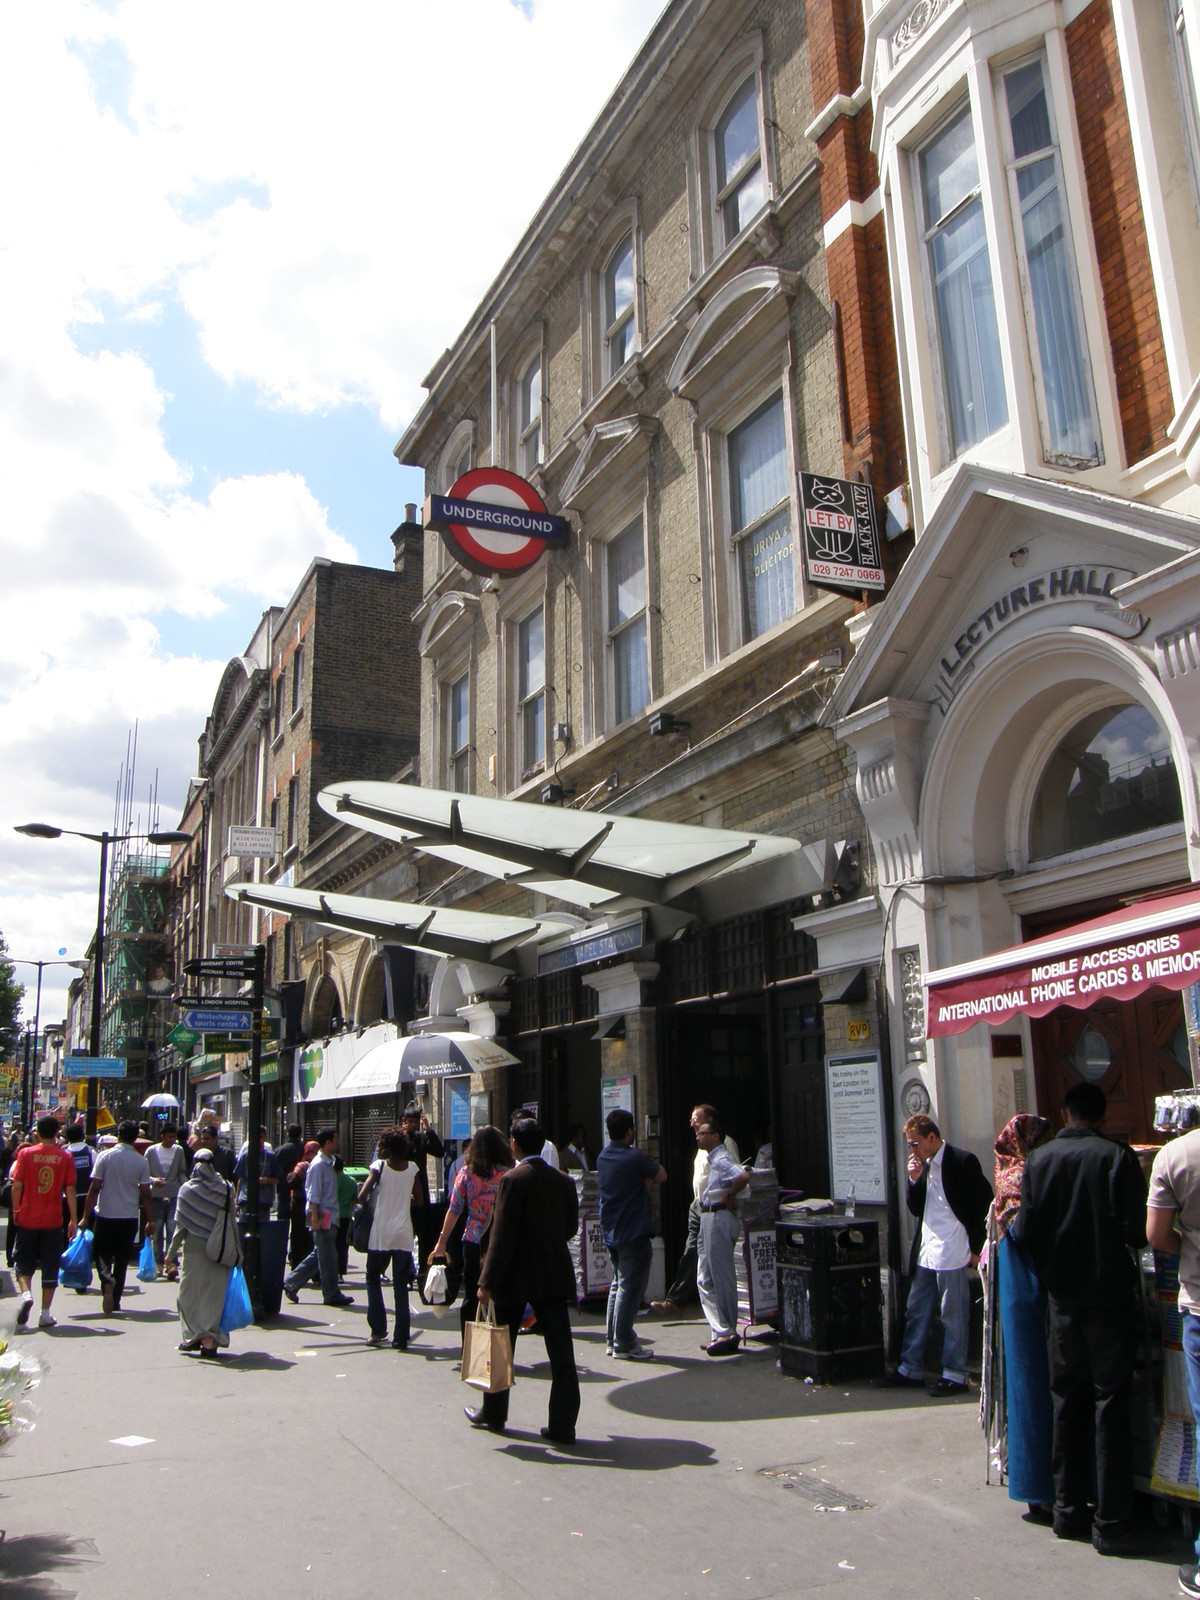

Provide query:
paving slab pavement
left=0, top=1268, right=1187, bottom=1600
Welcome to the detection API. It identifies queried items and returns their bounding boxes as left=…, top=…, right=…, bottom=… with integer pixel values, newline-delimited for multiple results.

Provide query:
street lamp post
left=14, top=824, right=191, bottom=1136
left=11, top=957, right=83, bottom=1130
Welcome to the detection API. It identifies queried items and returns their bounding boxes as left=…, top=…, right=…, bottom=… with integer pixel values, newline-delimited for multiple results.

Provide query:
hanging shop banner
left=425, top=467, right=569, bottom=578
left=799, top=472, right=885, bottom=593
left=925, top=886, right=1200, bottom=1039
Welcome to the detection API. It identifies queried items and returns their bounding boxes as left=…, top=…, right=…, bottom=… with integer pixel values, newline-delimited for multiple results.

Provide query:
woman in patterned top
left=429, top=1124, right=514, bottom=1345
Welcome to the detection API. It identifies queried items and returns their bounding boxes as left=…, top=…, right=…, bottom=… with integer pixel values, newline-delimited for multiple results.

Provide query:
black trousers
left=480, top=1296, right=580, bottom=1436
left=665, top=1200, right=701, bottom=1305
left=1046, top=1296, right=1136, bottom=1534
left=92, top=1216, right=139, bottom=1308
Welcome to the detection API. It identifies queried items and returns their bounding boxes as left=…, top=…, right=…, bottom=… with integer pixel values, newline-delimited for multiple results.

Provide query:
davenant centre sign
left=799, top=473, right=885, bottom=593
left=425, top=468, right=569, bottom=578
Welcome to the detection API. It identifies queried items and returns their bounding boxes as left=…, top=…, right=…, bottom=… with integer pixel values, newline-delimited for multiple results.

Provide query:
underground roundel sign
left=424, top=468, right=569, bottom=578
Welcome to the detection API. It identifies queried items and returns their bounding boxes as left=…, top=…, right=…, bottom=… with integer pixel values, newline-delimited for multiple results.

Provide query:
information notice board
left=825, top=1052, right=887, bottom=1203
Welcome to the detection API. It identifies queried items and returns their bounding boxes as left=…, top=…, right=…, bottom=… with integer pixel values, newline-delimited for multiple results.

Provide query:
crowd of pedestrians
left=9, top=1082, right=1200, bottom=1591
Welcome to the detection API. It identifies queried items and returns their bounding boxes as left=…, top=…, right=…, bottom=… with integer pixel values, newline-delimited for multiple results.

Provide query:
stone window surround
left=668, top=266, right=804, bottom=666
left=496, top=564, right=552, bottom=794
left=883, top=22, right=1122, bottom=523
left=580, top=199, right=644, bottom=407
left=686, top=31, right=779, bottom=280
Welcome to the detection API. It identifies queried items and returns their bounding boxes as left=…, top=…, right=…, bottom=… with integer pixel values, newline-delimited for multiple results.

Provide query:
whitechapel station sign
left=799, top=472, right=885, bottom=593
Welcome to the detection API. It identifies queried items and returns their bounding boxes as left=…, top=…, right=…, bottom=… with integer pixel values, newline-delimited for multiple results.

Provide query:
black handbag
left=351, top=1167, right=379, bottom=1253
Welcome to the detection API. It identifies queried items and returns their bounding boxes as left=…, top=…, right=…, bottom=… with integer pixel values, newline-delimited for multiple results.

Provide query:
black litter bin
left=776, top=1215, right=884, bottom=1382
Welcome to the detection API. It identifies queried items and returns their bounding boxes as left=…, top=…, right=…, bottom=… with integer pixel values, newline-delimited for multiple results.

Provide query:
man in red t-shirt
left=11, top=1116, right=77, bottom=1330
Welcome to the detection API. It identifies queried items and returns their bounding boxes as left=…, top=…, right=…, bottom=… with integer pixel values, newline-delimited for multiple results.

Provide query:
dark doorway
left=771, top=985, right=827, bottom=1195
left=660, top=1009, right=767, bottom=1264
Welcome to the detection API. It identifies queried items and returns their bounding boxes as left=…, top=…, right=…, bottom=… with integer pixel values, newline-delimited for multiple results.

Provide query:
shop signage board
left=742, top=1226, right=779, bottom=1320
left=62, top=1056, right=127, bottom=1079
left=824, top=1052, right=887, bottom=1204
left=167, top=1024, right=199, bottom=1049
left=425, top=467, right=569, bottom=578
left=538, top=915, right=645, bottom=976
left=799, top=472, right=885, bottom=593
left=226, top=826, right=279, bottom=859
left=212, top=943, right=256, bottom=959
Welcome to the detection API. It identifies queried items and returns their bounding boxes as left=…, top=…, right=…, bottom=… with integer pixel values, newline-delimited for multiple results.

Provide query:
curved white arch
left=920, top=627, right=1196, bottom=881
left=418, top=591, right=481, bottom=658
left=666, top=265, right=795, bottom=395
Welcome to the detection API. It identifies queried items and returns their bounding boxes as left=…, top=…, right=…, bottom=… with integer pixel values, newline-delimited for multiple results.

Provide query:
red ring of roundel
left=443, top=467, right=551, bottom=576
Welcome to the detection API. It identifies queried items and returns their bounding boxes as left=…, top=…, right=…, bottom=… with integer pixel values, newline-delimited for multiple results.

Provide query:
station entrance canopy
left=227, top=781, right=835, bottom=959
left=924, top=885, right=1200, bottom=1038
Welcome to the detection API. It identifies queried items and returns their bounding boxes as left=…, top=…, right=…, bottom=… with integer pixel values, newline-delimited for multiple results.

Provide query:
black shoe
left=463, top=1405, right=505, bottom=1434
left=540, top=1426, right=576, bottom=1446
left=1053, top=1515, right=1091, bottom=1542
left=283, top=1286, right=299, bottom=1304
left=325, top=1294, right=354, bottom=1308
left=1093, top=1526, right=1168, bottom=1557
left=929, top=1378, right=968, bottom=1397
left=1179, top=1563, right=1200, bottom=1598
left=1022, top=1504, right=1055, bottom=1526
left=878, top=1369, right=924, bottom=1388
left=14, top=1296, right=32, bottom=1328
left=704, top=1336, right=740, bottom=1357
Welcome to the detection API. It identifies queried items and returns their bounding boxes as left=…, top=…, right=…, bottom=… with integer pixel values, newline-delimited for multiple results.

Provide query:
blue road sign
left=181, top=1008, right=253, bottom=1034
left=62, top=1056, right=127, bottom=1079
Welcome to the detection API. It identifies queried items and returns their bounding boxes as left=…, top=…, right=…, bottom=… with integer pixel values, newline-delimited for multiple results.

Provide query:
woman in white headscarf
left=166, top=1148, right=236, bottom=1358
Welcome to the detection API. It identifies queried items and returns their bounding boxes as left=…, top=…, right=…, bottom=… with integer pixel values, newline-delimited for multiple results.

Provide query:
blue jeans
left=151, top=1197, right=177, bottom=1268
left=899, top=1265, right=970, bottom=1383
left=1183, top=1310, right=1200, bottom=1556
left=366, top=1250, right=412, bottom=1345
left=283, top=1226, right=340, bottom=1303
left=606, top=1236, right=653, bottom=1353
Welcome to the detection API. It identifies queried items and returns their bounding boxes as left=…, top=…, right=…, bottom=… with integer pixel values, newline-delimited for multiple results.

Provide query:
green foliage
left=0, top=931, right=22, bottom=1061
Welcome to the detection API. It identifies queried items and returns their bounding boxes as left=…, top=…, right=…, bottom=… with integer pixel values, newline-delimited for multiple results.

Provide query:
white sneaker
left=613, top=1343, right=654, bottom=1361
left=37, top=1312, right=56, bottom=1329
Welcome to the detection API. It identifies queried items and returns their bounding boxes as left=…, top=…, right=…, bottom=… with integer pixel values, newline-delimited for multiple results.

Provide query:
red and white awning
left=924, top=885, right=1200, bottom=1038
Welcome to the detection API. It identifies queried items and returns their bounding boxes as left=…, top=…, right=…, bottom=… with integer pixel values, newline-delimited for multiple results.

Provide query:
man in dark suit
left=883, top=1112, right=992, bottom=1396
left=1011, top=1081, right=1148, bottom=1555
left=467, top=1119, right=581, bottom=1446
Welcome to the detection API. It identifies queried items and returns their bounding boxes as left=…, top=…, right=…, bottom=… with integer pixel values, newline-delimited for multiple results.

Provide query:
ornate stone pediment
left=418, top=590, right=482, bottom=658
left=666, top=265, right=798, bottom=404
left=560, top=414, right=659, bottom=515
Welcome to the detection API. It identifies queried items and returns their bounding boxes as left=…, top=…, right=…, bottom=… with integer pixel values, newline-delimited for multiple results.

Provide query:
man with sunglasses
left=883, top=1113, right=992, bottom=1396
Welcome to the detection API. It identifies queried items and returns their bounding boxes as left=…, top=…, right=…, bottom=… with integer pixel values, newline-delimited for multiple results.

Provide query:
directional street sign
left=167, top=1024, right=199, bottom=1049
left=62, top=1056, right=127, bottom=1079
left=198, top=1033, right=261, bottom=1055
left=184, top=956, right=257, bottom=979
left=182, top=1008, right=253, bottom=1034
left=201, top=1017, right=280, bottom=1046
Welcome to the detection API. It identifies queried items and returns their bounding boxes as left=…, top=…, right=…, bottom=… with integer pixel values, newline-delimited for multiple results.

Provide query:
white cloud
left=0, top=0, right=665, bottom=1031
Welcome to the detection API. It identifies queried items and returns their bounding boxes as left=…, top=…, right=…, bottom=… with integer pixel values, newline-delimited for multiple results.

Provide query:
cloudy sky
left=1, top=0, right=665, bottom=1031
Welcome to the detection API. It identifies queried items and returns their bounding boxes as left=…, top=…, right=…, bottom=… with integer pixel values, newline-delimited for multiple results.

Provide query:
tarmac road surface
left=0, top=1267, right=1186, bottom=1600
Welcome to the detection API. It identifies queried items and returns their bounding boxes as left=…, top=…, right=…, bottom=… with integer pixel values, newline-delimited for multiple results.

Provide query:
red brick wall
left=1067, top=0, right=1173, bottom=465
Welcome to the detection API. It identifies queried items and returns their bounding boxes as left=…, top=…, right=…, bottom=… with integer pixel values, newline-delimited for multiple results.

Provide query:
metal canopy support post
left=244, top=943, right=265, bottom=1321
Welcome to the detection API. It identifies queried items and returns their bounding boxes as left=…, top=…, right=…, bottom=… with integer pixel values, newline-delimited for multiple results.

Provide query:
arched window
left=519, top=355, right=541, bottom=474
left=603, top=233, right=635, bottom=380
left=715, top=75, right=765, bottom=246
left=1030, top=703, right=1182, bottom=859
